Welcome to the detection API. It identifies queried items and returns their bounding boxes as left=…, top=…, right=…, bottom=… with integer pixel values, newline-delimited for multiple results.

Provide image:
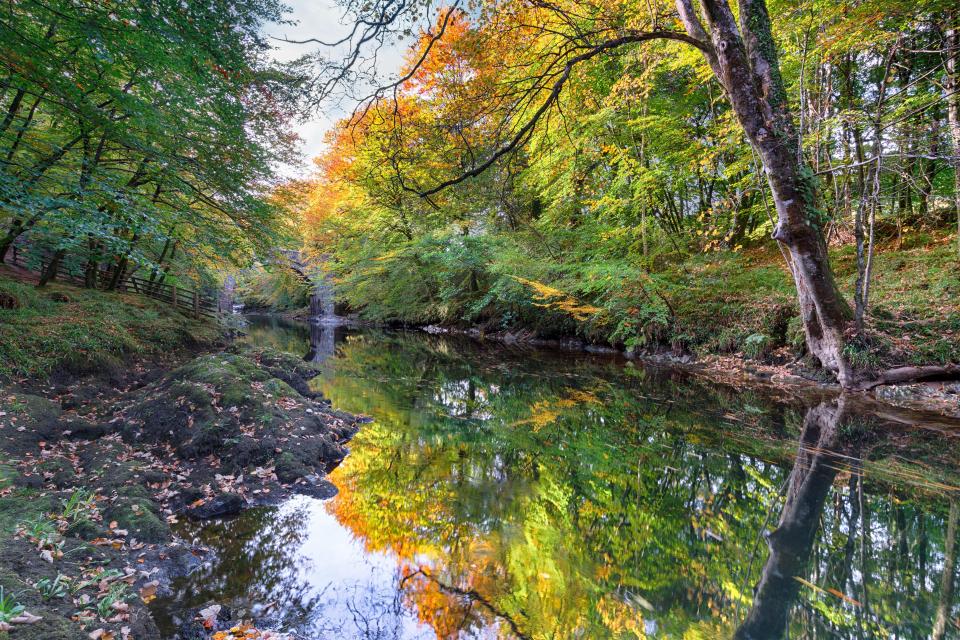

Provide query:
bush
left=743, top=333, right=771, bottom=360
left=786, top=316, right=806, bottom=351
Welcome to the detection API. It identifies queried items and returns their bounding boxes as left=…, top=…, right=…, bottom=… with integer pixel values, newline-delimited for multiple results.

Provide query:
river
left=152, top=314, right=960, bottom=639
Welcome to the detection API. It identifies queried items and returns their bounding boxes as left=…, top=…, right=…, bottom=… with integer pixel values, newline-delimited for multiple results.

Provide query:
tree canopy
left=0, top=0, right=307, bottom=289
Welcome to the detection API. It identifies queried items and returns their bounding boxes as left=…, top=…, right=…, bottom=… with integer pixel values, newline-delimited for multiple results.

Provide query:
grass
left=0, top=270, right=223, bottom=380
left=659, top=229, right=960, bottom=365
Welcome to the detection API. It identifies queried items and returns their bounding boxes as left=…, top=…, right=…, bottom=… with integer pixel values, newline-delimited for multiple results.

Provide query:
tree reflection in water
left=154, top=321, right=960, bottom=639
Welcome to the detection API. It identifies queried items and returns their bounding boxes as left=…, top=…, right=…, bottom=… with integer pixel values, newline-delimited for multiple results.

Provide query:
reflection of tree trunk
left=304, top=323, right=335, bottom=364
left=735, top=399, right=850, bottom=640
left=933, top=499, right=958, bottom=640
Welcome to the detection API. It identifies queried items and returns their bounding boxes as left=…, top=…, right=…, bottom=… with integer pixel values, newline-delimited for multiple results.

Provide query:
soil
left=0, top=343, right=364, bottom=640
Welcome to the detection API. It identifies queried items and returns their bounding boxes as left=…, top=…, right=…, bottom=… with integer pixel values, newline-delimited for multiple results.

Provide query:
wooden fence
left=7, top=251, right=220, bottom=319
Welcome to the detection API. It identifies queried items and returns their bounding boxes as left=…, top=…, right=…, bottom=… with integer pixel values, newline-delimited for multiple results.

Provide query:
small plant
left=62, top=488, right=97, bottom=522
left=60, top=488, right=101, bottom=537
left=17, top=517, right=56, bottom=542
left=743, top=333, right=771, bottom=360
left=93, top=582, right=131, bottom=619
left=17, top=517, right=64, bottom=559
left=71, top=568, right=125, bottom=595
left=842, top=334, right=884, bottom=370
left=786, top=315, right=806, bottom=351
left=35, top=574, right=70, bottom=600
left=0, top=586, right=25, bottom=624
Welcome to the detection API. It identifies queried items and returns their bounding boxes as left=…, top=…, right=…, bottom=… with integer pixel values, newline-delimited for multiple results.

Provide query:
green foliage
left=92, top=582, right=132, bottom=620
left=786, top=315, right=806, bottom=351
left=237, top=268, right=312, bottom=312
left=743, top=333, right=772, bottom=360
left=0, top=0, right=304, bottom=287
left=0, top=585, right=25, bottom=623
left=34, top=575, right=69, bottom=601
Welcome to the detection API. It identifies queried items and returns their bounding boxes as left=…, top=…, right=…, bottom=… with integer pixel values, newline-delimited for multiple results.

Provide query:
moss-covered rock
left=0, top=392, right=62, bottom=446
left=0, top=488, right=52, bottom=537
left=103, top=494, right=169, bottom=543
left=35, top=457, right=77, bottom=489
left=114, top=347, right=359, bottom=481
left=274, top=452, right=310, bottom=484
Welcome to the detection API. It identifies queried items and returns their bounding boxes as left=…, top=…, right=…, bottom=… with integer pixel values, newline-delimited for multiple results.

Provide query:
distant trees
left=0, top=0, right=304, bottom=289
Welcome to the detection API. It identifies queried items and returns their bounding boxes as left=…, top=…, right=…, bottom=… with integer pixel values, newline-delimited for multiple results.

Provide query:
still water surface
left=155, top=315, right=960, bottom=639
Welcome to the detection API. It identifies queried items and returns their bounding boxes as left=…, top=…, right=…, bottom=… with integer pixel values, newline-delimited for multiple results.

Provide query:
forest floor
left=662, top=229, right=959, bottom=367
left=0, top=272, right=364, bottom=639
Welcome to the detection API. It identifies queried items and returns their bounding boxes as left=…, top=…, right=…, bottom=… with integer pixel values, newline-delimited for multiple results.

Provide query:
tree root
left=857, top=364, right=960, bottom=391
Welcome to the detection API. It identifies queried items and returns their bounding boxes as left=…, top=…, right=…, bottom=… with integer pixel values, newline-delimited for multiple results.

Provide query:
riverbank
left=0, top=273, right=364, bottom=638
left=0, top=344, right=363, bottom=639
left=0, top=267, right=223, bottom=382
left=419, top=323, right=960, bottom=419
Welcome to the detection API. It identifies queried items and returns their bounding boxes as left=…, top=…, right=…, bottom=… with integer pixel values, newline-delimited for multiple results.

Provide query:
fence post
left=171, top=284, right=177, bottom=310
left=193, top=290, right=199, bottom=319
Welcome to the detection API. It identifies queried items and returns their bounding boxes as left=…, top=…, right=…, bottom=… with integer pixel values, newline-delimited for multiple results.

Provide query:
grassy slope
left=0, top=270, right=222, bottom=380
left=663, top=230, right=960, bottom=365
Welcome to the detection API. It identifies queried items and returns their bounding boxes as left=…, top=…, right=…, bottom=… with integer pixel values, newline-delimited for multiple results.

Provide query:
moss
left=0, top=465, right=16, bottom=489
left=0, top=392, right=62, bottom=442
left=36, top=458, right=77, bottom=488
left=742, top=333, right=772, bottom=360
left=0, top=273, right=222, bottom=381
left=103, top=498, right=169, bottom=543
left=263, top=378, right=297, bottom=397
left=274, top=452, right=310, bottom=484
left=0, top=489, right=53, bottom=536
left=786, top=315, right=805, bottom=350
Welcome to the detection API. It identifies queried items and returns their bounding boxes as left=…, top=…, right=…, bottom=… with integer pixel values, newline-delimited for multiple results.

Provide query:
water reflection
left=154, top=320, right=960, bottom=639
left=736, top=399, right=854, bottom=639
left=240, top=313, right=341, bottom=365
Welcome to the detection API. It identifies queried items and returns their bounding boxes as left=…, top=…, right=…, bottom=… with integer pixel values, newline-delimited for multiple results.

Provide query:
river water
left=154, top=314, right=960, bottom=639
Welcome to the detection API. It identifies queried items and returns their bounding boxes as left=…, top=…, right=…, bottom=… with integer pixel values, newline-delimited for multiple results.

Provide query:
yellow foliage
left=512, top=276, right=602, bottom=321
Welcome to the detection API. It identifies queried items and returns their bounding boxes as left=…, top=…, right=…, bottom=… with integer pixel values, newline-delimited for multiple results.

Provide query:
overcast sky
left=267, top=0, right=406, bottom=178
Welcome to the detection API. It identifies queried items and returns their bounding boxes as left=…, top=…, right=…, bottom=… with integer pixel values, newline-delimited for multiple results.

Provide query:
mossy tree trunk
left=679, top=0, right=855, bottom=386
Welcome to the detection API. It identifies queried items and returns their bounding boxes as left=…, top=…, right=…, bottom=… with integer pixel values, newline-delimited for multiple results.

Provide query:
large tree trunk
left=0, top=222, right=21, bottom=263
left=37, top=249, right=65, bottom=287
left=683, top=0, right=855, bottom=385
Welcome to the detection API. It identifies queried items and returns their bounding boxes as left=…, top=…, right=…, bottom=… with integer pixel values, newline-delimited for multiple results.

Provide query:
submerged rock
left=186, top=492, right=245, bottom=520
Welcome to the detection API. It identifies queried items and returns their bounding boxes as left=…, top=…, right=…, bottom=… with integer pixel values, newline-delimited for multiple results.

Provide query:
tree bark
left=37, top=249, right=65, bottom=287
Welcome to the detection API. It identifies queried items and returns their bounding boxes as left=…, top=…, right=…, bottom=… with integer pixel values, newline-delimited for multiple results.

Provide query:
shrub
left=743, top=333, right=771, bottom=360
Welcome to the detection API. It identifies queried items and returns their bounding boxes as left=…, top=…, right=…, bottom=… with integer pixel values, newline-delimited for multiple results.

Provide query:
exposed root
left=857, top=364, right=960, bottom=391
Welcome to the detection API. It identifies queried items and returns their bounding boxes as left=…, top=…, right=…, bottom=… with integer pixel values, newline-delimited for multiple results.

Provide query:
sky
left=266, top=0, right=407, bottom=178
